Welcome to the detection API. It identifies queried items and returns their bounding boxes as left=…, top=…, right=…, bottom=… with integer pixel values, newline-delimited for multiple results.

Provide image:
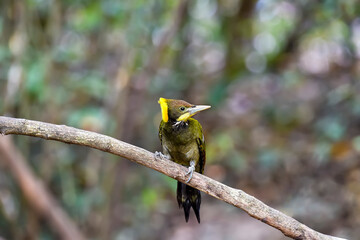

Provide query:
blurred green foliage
left=1, top=0, right=360, bottom=239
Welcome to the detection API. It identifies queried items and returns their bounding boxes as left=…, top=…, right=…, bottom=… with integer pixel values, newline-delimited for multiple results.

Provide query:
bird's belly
left=163, top=141, right=199, bottom=166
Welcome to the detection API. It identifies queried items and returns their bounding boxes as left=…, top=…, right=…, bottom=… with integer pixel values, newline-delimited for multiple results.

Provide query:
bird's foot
left=185, top=160, right=195, bottom=183
left=155, top=151, right=167, bottom=159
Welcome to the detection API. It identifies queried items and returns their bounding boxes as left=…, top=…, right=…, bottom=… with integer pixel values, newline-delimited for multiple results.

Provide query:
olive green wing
left=158, top=120, right=165, bottom=146
left=196, top=131, right=206, bottom=174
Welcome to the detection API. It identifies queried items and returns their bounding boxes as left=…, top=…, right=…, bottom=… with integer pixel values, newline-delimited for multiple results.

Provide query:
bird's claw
left=185, top=161, right=195, bottom=183
left=155, top=151, right=167, bottom=160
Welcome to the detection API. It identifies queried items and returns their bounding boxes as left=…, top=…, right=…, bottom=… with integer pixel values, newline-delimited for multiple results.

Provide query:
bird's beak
left=188, top=105, right=211, bottom=116
left=177, top=104, right=211, bottom=122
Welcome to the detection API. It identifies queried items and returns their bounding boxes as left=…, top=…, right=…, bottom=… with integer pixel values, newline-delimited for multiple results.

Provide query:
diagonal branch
left=0, top=116, right=347, bottom=240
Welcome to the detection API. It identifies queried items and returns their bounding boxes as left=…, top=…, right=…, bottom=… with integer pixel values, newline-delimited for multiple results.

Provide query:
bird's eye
left=180, top=106, right=186, bottom=111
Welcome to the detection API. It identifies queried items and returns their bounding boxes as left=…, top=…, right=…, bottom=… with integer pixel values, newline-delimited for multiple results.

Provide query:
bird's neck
left=169, top=119, right=189, bottom=131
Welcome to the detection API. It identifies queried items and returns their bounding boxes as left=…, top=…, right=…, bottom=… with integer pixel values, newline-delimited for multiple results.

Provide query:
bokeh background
left=0, top=0, right=359, bottom=239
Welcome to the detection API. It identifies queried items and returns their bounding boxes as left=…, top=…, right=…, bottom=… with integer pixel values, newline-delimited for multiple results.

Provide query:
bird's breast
left=162, top=139, right=199, bottom=166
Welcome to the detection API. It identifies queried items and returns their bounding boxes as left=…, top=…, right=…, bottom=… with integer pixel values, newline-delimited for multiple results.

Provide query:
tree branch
left=0, top=116, right=347, bottom=240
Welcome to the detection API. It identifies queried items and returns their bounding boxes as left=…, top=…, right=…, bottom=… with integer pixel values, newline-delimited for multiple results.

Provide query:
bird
left=157, top=97, right=210, bottom=223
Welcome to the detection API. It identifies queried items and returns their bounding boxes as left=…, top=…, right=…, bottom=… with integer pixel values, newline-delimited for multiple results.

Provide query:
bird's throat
left=172, top=121, right=188, bottom=131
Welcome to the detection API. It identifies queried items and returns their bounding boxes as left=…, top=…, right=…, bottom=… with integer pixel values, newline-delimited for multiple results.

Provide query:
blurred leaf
left=351, top=96, right=360, bottom=116
left=68, top=72, right=108, bottom=99
left=0, top=45, right=11, bottom=62
left=327, top=83, right=351, bottom=105
left=217, top=132, right=234, bottom=152
left=74, top=188, right=104, bottom=220
left=25, top=57, right=47, bottom=101
left=316, top=117, right=345, bottom=141
left=257, top=149, right=280, bottom=170
left=159, top=174, right=177, bottom=191
left=53, top=33, right=88, bottom=63
left=67, top=107, right=107, bottom=131
left=330, top=141, right=352, bottom=161
left=209, top=81, right=228, bottom=106
left=228, top=151, right=248, bottom=172
left=141, top=188, right=158, bottom=210
left=71, top=2, right=103, bottom=33
left=352, top=136, right=360, bottom=153
left=313, top=142, right=331, bottom=163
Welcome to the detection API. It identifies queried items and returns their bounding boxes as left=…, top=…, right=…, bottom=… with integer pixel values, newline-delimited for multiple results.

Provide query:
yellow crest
left=158, top=98, right=169, bottom=122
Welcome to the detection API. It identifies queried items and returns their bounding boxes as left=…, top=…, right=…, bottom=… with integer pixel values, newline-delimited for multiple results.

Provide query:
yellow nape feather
left=158, top=98, right=169, bottom=122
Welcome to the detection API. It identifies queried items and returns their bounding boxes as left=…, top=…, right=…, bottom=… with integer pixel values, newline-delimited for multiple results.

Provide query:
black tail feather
left=183, top=199, right=191, bottom=222
left=177, top=181, right=201, bottom=223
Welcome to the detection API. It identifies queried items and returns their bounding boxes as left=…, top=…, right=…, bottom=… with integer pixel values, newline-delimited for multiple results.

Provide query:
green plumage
left=158, top=98, right=209, bottom=223
left=159, top=119, right=205, bottom=174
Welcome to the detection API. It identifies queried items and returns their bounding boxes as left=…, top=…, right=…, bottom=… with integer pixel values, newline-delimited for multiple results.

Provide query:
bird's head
left=158, top=97, right=211, bottom=123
